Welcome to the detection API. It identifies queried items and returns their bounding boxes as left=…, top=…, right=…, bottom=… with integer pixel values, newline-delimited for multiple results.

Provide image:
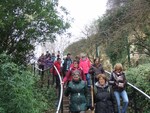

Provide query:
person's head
left=73, top=60, right=79, bottom=68
left=93, top=57, right=100, bottom=65
left=57, top=58, right=61, bottom=63
left=97, top=74, right=107, bottom=86
left=75, top=55, right=80, bottom=61
left=81, top=53, right=87, bottom=60
left=57, top=54, right=60, bottom=58
left=67, top=53, right=71, bottom=58
left=41, top=53, right=44, bottom=56
left=114, top=63, right=123, bottom=73
left=46, top=51, right=50, bottom=56
left=72, top=70, right=81, bottom=82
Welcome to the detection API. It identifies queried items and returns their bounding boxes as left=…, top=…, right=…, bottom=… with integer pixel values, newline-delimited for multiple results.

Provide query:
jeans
left=85, top=73, right=91, bottom=87
left=114, top=90, right=129, bottom=113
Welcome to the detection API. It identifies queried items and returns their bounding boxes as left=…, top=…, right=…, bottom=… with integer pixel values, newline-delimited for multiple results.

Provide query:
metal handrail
left=33, top=63, right=63, bottom=112
left=53, top=65, right=63, bottom=113
left=34, top=65, right=42, bottom=71
left=105, top=70, right=150, bottom=100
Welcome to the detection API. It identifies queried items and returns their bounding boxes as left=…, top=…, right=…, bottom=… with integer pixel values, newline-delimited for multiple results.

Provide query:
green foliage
left=0, top=0, right=70, bottom=65
left=0, top=53, right=50, bottom=113
left=40, top=87, right=57, bottom=109
left=126, top=64, right=150, bottom=112
left=138, top=56, right=150, bottom=64
left=105, top=32, right=129, bottom=65
left=106, top=38, right=127, bottom=65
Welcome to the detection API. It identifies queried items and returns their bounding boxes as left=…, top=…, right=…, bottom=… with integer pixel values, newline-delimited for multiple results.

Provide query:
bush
left=0, top=54, right=48, bottom=113
left=126, top=63, right=150, bottom=113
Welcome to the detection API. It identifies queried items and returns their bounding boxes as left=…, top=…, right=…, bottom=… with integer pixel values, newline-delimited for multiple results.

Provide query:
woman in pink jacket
left=79, top=53, right=91, bottom=86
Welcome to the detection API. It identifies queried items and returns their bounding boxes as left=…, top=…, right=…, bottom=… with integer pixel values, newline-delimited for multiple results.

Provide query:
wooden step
left=63, top=109, right=70, bottom=113
left=63, top=100, right=69, bottom=104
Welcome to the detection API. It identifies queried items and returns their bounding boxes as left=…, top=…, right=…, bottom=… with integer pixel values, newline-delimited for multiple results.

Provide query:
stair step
left=63, top=109, right=70, bottom=113
left=63, top=104, right=69, bottom=108
left=63, top=100, right=69, bottom=104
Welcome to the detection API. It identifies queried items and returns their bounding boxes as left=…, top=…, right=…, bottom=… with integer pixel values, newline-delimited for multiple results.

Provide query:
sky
left=59, top=0, right=108, bottom=41
left=34, top=0, right=108, bottom=58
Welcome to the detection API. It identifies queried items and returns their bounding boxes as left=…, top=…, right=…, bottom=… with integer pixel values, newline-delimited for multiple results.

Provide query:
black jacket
left=63, top=58, right=72, bottom=71
left=94, top=82, right=116, bottom=113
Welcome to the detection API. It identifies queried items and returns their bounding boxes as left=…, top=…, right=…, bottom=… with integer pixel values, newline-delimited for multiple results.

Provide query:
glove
left=90, top=106, right=95, bottom=110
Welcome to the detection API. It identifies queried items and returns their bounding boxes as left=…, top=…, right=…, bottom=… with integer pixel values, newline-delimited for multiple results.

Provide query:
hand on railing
left=61, top=81, right=64, bottom=85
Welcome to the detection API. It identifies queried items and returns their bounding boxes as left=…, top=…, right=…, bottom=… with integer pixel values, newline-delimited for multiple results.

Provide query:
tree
left=0, top=0, right=70, bottom=65
left=97, top=0, right=150, bottom=65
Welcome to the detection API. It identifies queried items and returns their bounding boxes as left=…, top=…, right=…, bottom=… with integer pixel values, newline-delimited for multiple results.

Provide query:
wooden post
left=91, top=85, right=94, bottom=113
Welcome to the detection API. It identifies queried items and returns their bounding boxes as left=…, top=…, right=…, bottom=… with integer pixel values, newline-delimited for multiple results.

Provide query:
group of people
left=37, top=51, right=60, bottom=87
left=38, top=52, right=129, bottom=113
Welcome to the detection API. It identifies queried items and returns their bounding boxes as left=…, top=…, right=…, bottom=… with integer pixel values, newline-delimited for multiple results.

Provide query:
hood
left=95, top=81, right=109, bottom=88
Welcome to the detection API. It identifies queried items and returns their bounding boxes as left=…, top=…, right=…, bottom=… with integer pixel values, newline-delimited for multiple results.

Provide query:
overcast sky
left=34, top=0, right=108, bottom=58
left=59, top=0, right=108, bottom=41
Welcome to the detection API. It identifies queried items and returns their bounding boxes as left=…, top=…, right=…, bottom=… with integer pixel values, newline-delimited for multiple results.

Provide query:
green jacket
left=64, top=80, right=88, bottom=112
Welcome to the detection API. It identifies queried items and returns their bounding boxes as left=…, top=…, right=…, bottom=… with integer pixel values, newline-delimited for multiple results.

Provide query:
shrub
left=126, top=63, right=150, bottom=113
left=0, top=54, right=48, bottom=113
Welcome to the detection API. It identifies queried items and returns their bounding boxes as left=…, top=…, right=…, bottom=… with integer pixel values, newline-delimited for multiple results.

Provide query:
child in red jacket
left=53, top=58, right=62, bottom=89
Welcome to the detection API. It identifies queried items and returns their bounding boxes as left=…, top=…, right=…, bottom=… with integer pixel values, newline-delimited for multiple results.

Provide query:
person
left=69, top=55, right=80, bottom=68
left=94, top=74, right=116, bottom=113
left=62, top=60, right=86, bottom=85
left=45, top=51, right=51, bottom=59
left=79, top=53, right=91, bottom=110
left=52, top=58, right=62, bottom=91
left=79, top=53, right=91, bottom=86
left=51, top=52, right=56, bottom=62
left=89, top=57, right=105, bottom=85
left=37, top=53, right=45, bottom=87
left=52, top=57, right=62, bottom=106
left=64, top=70, right=88, bottom=113
left=57, top=50, right=61, bottom=58
left=109, top=63, right=129, bottom=113
left=62, top=53, right=72, bottom=76
left=75, top=55, right=80, bottom=62
left=37, top=53, right=45, bottom=74
left=45, top=56, right=53, bottom=69
left=45, top=56, right=54, bottom=88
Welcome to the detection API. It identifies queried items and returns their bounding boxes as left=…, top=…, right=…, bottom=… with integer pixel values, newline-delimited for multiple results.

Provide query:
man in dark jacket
left=62, top=53, right=72, bottom=77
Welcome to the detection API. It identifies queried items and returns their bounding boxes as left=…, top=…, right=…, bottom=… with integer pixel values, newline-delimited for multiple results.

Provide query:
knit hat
left=72, top=70, right=80, bottom=76
left=72, top=70, right=81, bottom=82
